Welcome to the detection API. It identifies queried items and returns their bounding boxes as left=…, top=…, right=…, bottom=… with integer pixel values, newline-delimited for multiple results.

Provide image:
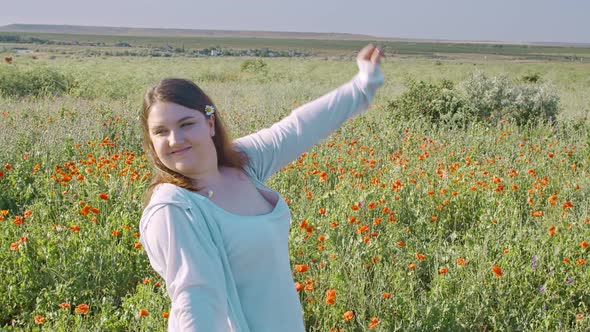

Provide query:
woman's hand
left=355, top=44, right=384, bottom=90
left=357, top=44, right=383, bottom=65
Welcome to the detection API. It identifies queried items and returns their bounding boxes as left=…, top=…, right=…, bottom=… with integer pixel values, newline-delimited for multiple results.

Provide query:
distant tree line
left=78, top=47, right=309, bottom=58
left=0, top=35, right=106, bottom=46
left=0, top=35, right=310, bottom=58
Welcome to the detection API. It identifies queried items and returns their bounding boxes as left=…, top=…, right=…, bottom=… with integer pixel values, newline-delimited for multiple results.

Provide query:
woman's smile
left=170, top=147, right=192, bottom=155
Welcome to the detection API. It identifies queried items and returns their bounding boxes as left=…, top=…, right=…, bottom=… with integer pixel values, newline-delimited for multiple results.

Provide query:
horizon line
left=1, top=23, right=589, bottom=47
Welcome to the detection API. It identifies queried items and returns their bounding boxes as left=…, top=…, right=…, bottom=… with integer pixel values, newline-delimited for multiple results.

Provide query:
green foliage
left=0, top=138, right=156, bottom=329
left=462, top=71, right=560, bottom=125
left=0, top=55, right=589, bottom=331
left=0, top=65, right=75, bottom=97
left=240, top=58, right=268, bottom=74
left=387, top=79, right=472, bottom=126
left=388, top=71, right=561, bottom=127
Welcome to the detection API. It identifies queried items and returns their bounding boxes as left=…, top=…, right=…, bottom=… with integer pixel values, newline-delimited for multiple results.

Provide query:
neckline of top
left=180, top=184, right=285, bottom=218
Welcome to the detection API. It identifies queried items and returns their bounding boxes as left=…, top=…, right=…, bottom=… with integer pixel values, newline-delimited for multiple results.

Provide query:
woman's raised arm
left=235, top=44, right=385, bottom=182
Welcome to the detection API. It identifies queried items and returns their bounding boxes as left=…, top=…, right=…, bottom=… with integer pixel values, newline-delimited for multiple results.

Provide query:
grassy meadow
left=1, top=42, right=590, bottom=331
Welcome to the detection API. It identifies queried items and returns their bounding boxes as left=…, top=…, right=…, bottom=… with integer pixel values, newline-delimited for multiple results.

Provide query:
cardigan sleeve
left=234, top=59, right=384, bottom=182
left=140, top=203, right=230, bottom=332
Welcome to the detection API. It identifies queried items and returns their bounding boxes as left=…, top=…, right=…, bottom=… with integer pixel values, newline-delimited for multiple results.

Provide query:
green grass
left=0, top=54, right=589, bottom=331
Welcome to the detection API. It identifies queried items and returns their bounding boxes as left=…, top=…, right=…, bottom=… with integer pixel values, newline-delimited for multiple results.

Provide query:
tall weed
left=0, top=65, right=74, bottom=97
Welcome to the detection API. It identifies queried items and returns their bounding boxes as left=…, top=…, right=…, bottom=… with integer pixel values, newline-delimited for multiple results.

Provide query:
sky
left=1, top=0, right=588, bottom=44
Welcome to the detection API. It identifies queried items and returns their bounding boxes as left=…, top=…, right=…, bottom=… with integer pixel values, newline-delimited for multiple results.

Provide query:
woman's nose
left=168, top=129, right=184, bottom=146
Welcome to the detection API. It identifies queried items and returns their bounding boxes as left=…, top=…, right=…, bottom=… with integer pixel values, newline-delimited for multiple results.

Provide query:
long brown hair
left=141, top=78, right=247, bottom=206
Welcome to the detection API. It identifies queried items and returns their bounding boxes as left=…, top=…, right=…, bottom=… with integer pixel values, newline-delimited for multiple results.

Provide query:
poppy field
left=1, top=53, right=589, bottom=331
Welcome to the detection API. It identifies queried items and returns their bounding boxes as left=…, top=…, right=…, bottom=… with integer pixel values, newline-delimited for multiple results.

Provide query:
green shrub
left=0, top=66, right=74, bottom=97
left=388, top=71, right=561, bottom=127
left=240, top=58, right=268, bottom=74
left=460, top=71, right=513, bottom=122
left=387, top=79, right=472, bottom=126
left=461, top=71, right=559, bottom=125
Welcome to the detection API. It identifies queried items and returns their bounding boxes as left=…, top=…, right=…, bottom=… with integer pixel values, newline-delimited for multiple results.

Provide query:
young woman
left=139, top=44, right=384, bottom=331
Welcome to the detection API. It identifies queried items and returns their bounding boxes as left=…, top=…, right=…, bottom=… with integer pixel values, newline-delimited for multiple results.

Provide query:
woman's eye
left=181, top=122, right=194, bottom=128
left=153, top=129, right=167, bottom=136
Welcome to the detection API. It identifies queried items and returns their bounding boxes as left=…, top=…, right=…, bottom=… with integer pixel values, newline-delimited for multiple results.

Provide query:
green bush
left=240, top=58, right=268, bottom=74
left=462, top=71, right=559, bottom=125
left=459, top=71, right=512, bottom=122
left=387, top=79, right=472, bottom=126
left=388, top=71, right=560, bottom=126
left=0, top=65, right=75, bottom=97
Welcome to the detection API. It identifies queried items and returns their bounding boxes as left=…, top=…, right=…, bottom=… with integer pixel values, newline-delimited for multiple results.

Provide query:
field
left=1, top=35, right=590, bottom=331
left=3, top=28, right=590, bottom=59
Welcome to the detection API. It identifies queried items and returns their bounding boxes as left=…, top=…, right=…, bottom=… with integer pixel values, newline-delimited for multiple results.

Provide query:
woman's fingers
left=357, top=44, right=376, bottom=62
left=357, top=44, right=383, bottom=64
left=370, top=47, right=383, bottom=64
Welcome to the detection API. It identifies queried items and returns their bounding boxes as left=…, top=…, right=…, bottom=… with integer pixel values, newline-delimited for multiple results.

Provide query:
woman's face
left=147, top=102, right=217, bottom=178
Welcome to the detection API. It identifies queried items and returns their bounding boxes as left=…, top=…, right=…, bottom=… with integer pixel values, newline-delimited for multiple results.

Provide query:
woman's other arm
left=140, top=204, right=230, bottom=332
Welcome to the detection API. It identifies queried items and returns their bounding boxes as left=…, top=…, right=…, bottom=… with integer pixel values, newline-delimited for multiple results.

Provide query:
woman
left=139, top=44, right=384, bottom=331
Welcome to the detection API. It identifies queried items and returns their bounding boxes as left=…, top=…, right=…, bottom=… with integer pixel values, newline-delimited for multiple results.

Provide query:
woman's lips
left=170, top=147, right=191, bottom=155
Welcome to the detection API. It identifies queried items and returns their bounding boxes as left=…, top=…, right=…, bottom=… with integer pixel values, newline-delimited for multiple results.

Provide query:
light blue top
left=139, top=59, right=384, bottom=332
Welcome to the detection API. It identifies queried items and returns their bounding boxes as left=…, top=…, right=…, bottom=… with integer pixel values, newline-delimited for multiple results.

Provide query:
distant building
left=13, top=48, right=32, bottom=54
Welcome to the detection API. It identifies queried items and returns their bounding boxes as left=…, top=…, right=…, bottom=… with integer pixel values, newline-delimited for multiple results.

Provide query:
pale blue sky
left=1, top=0, right=588, bottom=43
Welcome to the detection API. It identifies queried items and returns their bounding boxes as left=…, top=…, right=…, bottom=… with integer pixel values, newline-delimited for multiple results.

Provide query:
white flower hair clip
left=205, top=105, right=215, bottom=116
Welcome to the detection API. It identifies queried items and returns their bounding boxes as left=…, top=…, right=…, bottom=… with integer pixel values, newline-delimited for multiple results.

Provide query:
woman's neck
left=191, top=167, right=223, bottom=188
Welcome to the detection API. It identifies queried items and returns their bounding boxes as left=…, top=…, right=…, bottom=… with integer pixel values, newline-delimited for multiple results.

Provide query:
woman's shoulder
left=232, top=139, right=265, bottom=182
left=140, top=183, right=194, bottom=233
left=141, top=183, right=194, bottom=222
left=147, top=183, right=191, bottom=207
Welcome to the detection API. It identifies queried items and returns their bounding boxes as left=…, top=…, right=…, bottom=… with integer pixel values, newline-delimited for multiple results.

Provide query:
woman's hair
left=141, top=78, right=247, bottom=206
